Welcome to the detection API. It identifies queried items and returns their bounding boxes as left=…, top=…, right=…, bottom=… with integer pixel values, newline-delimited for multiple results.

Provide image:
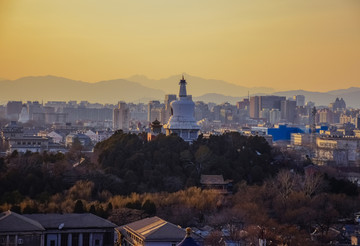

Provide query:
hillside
left=0, top=76, right=165, bottom=104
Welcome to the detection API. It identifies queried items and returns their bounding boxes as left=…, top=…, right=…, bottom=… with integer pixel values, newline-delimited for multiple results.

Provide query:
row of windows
left=16, top=141, right=42, bottom=146
left=128, top=232, right=143, bottom=245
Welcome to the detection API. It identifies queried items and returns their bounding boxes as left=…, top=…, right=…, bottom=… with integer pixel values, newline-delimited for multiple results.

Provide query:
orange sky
left=0, top=0, right=359, bottom=91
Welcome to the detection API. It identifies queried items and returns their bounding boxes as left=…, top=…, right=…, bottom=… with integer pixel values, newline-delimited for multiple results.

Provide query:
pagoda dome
left=163, top=76, right=200, bottom=142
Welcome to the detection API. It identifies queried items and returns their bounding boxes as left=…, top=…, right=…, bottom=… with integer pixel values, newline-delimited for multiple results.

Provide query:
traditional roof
left=0, top=211, right=45, bottom=233
left=177, top=228, right=199, bottom=246
left=119, top=216, right=189, bottom=242
left=23, top=213, right=117, bottom=229
left=200, top=175, right=228, bottom=185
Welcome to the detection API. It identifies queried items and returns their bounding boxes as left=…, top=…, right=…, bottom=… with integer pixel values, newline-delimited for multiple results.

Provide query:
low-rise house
left=1, top=121, right=23, bottom=142
left=117, top=216, right=202, bottom=246
left=65, top=133, right=92, bottom=148
left=84, top=130, right=98, bottom=143
left=8, top=135, right=50, bottom=153
left=0, top=211, right=117, bottom=246
left=47, top=131, right=65, bottom=144
left=24, top=213, right=116, bottom=246
left=314, top=136, right=360, bottom=166
left=95, top=130, right=113, bottom=143
left=0, top=210, right=45, bottom=246
left=200, top=175, right=233, bottom=195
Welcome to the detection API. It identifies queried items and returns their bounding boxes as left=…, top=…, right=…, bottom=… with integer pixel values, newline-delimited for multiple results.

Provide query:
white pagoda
left=163, top=76, right=200, bottom=142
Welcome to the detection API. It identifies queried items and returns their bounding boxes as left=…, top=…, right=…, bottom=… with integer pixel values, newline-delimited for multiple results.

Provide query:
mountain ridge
left=0, top=75, right=359, bottom=107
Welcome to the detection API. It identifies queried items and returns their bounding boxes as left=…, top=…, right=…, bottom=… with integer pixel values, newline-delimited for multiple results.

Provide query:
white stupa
left=163, top=76, right=200, bottom=142
left=18, top=104, right=29, bottom=123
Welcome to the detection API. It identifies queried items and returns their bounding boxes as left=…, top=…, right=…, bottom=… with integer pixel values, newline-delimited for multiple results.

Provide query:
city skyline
left=1, top=0, right=359, bottom=92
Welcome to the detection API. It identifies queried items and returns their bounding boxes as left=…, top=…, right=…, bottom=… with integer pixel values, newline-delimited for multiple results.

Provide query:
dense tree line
left=0, top=131, right=359, bottom=245
left=95, top=131, right=277, bottom=194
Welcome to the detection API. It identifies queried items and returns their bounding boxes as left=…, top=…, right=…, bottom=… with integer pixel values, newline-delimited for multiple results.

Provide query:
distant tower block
left=113, top=102, right=130, bottom=131
left=163, top=76, right=200, bottom=142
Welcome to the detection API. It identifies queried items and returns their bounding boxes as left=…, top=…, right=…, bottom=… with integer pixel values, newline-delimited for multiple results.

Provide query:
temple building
left=163, top=76, right=200, bottom=142
left=147, top=119, right=163, bottom=141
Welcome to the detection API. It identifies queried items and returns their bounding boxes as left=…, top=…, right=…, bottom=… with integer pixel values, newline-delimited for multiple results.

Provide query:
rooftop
left=0, top=211, right=45, bottom=232
left=119, top=216, right=192, bottom=242
left=23, top=213, right=117, bottom=229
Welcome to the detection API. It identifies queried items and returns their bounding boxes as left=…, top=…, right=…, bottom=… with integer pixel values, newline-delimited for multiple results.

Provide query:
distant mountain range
left=0, top=76, right=164, bottom=104
left=0, top=75, right=359, bottom=108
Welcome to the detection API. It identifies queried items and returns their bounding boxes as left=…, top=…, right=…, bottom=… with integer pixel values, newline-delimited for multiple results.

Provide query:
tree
left=89, top=204, right=96, bottom=214
left=74, top=200, right=85, bottom=213
left=142, top=199, right=156, bottom=215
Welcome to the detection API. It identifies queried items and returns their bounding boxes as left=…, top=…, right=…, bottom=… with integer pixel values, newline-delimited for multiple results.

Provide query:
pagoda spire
left=179, top=75, right=187, bottom=97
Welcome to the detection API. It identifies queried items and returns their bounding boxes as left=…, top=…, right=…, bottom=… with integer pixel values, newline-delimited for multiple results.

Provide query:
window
left=72, top=233, right=79, bottom=246
left=61, top=234, right=68, bottom=246
left=95, top=239, right=100, bottom=246
left=50, top=240, right=55, bottom=246
left=104, top=232, right=112, bottom=245
left=83, top=233, right=90, bottom=246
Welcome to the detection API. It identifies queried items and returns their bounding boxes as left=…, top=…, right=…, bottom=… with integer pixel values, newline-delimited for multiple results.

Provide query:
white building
left=47, top=131, right=64, bottom=144
left=314, top=136, right=360, bottom=166
left=293, top=95, right=305, bottom=107
left=269, top=109, right=281, bottom=125
left=8, top=136, right=50, bottom=153
left=163, top=76, right=200, bottom=142
left=113, top=102, right=130, bottom=131
left=18, top=104, right=30, bottom=123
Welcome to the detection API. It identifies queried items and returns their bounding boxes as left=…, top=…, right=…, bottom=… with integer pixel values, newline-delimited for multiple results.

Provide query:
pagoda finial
left=179, top=76, right=187, bottom=97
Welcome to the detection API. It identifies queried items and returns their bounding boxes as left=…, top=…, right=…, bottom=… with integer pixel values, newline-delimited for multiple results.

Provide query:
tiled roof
left=0, top=211, right=45, bottom=232
left=200, top=175, right=227, bottom=185
left=119, top=216, right=187, bottom=242
left=23, top=213, right=117, bottom=229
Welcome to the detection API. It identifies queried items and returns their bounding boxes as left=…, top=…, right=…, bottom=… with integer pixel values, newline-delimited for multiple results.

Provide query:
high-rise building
left=281, top=99, right=297, bottom=123
left=250, top=96, right=285, bottom=119
left=269, top=109, right=281, bottom=125
left=163, top=94, right=177, bottom=124
left=260, top=96, right=286, bottom=111
left=6, top=101, right=22, bottom=120
left=329, top=98, right=346, bottom=111
left=147, top=100, right=163, bottom=123
left=113, top=102, right=130, bottom=131
left=164, top=76, right=200, bottom=142
left=249, top=96, right=260, bottom=118
left=318, top=108, right=334, bottom=124
left=293, top=95, right=305, bottom=107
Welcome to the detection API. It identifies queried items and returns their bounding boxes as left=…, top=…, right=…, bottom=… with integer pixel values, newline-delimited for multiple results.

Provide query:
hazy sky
left=0, top=0, right=359, bottom=91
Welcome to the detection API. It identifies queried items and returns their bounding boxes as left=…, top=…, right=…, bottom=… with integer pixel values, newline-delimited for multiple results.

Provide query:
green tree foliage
left=94, top=131, right=276, bottom=194
left=0, top=152, right=70, bottom=205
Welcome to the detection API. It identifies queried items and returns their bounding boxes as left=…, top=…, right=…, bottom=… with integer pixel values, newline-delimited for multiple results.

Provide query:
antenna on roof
left=58, top=223, right=64, bottom=230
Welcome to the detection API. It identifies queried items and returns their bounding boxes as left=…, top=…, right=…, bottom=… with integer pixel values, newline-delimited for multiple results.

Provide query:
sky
left=0, top=0, right=359, bottom=91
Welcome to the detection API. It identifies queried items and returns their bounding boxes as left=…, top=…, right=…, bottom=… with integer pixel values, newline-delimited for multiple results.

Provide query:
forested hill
left=94, top=131, right=276, bottom=194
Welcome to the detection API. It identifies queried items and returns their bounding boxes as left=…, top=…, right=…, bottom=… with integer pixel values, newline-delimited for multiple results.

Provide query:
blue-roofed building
left=267, top=124, right=305, bottom=142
